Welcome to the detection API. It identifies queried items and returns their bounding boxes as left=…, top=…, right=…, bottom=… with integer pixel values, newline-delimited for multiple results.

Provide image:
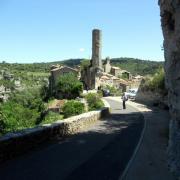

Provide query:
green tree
left=56, top=73, right=83, bottom=99
left=0, top=87, right=46, bottom=134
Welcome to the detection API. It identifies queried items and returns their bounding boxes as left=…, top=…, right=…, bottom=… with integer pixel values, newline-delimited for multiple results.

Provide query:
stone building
left=103, top=57, right=111, bottom=74
left=103, top=57, right=132, bottom=80
left=81, top=29, right=130, bottom=91
left=110, top=66, right=122, bottom=77
left=49, top=65, right=78, bottom=95
left=81, top=29, right=103, bottom=90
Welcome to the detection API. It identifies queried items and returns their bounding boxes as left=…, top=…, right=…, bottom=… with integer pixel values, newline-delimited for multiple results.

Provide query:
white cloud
left=79, top=48, right=85, bottom=52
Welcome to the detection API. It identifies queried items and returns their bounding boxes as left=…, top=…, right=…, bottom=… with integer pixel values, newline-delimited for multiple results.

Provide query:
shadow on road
left=0, top=109, right=145, bottom=180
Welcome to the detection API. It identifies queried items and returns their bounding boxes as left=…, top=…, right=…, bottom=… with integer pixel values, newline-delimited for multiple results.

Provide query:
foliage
left=109, top=58, right=163, bottom=76
left=80, top=59, right=90, bottom=70
left=62, top=100, right=85, bottom=118
left=40, top=83, right=51, bottom=101
left=41, top=112, right=63, bottom=125
left=97, top=90, right=103, bottom=98
left=140, top=68, right=166, bottom=93
left=85, top=93, right=104, bottom=111
left=0, top=79, right=15, bottom=90
left=0, top=111, right=6, bottom=134
left=0, top=57, right=163, bottom=81
left=56, top=73, right=83, bottom=99
left=103, top=85, right=122, bottom=96
left=120, top=73, right=129, bottom=80
left=0, top=87, right=45, bottom=133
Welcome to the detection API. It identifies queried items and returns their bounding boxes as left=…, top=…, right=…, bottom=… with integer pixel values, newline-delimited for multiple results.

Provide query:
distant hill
left=0, top=58, right=163, bottom=76
left=58, top=57, right=163, bottom=76
left=110, top=58, right=164, bottom=76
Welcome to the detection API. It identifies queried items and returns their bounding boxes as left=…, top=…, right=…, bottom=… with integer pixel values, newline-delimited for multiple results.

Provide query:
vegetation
left=62, top=100, right=85, bottom=118
left=80, top=59, right=90, bottom=70
left=41, top=112, right=63, bottom=125
left=85, top=93, right=104, bottom=111
left=0, top=57, right=163, bottom=79
left=140, top=68, right=166, bottom=93
left=120, top=73, right=129, bottom=80
left=56, top=73, right=83, bottom=99
left=103, top=85, right=122, bottom=96
left=110, top=58, right=163, bottom=76
left=0, top=88, right=45, bottom=134
left=0, top=79, right=15, bottom=90
left=0, top=57, right=164, bottom=135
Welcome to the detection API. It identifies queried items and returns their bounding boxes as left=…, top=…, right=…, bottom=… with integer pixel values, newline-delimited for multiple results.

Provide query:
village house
left=103, top=57, right=132, bottom=80
left=49, top=65, right=79, bottom=95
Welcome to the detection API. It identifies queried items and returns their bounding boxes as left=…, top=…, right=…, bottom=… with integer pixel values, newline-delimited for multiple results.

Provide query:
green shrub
left=56, top=73, right=83, bottom=99
left=80, top=59, right=90, bottom=70
left=62, top=100, right=85, bottom=118
left=0, top=101, right=40, bottom=133
left=0, top=88, right=46, bottom=134
left=97, top=90, right=103, bottom=98
left=0, top=111, right=6, bottom=134
left=41, top=112, right=63, bottom=125
left=103, top=85, right=121, bottom=96
left=141, top=68, right=166, bottom=93
left=85, top=93, right=104, bottom=111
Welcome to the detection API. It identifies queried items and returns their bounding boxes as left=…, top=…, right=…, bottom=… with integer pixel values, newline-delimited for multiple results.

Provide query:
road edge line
left=102, top=97, right=147, bottom=180
left=119, top=101, right=147, bottom=180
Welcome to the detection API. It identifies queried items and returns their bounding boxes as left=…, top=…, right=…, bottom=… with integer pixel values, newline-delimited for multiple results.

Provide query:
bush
left=0, top=87, right=46, bottom=134
left=56, top=73, right=83, bottom=99
left=150, top=69, right=165, bottom=91
left=0, top=101, right=40, bottom=133
left=141, top=68, right=166, bottom=93
left=62, top=100, right=85, bottom=118
left=103, top=85, right=121, bottom=96
left=41, top=112, right=63, bottom=125
left=85, top=93, right=104, bottom=111
left=80, top=59, right=90, bottom=70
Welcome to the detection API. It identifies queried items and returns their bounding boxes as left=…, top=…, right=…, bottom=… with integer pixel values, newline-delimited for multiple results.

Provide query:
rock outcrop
left=159, top=0, right=180, bottom=177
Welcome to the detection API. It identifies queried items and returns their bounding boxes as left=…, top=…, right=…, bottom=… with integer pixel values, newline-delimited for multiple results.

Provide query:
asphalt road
left=0, top=99, right=144, bottom=180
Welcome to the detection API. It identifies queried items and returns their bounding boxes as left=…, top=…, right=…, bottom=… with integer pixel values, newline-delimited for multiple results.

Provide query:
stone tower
left=81, top=29, right=103, bottom=90
left=91, top=29, right=102, bottom=68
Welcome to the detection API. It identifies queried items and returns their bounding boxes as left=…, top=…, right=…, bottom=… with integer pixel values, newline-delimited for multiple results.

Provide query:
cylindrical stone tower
left=91, top=29, right=102, bottom=68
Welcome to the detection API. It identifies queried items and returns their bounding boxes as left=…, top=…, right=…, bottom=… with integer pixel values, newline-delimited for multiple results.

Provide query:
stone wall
left=135, top=90, right=163, bottom=106
left=0, top=107, right=109, bottom=163
left=159, top=0, right=180, bottom=177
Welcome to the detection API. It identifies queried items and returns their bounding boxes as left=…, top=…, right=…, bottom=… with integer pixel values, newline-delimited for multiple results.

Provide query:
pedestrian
left=122, top=93, right=128, bottom=109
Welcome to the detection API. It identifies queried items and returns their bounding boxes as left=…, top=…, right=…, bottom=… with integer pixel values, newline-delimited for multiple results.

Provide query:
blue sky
left=0, top=0, right=163, bottom=63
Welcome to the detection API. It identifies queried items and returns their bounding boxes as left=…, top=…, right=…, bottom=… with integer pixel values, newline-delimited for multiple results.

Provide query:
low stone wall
left=135, top=90, right=168, bottom=109
left=0, top=107, right=109, bottom=163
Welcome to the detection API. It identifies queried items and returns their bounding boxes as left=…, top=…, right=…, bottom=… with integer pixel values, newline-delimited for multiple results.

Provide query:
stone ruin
left=81, top=29, right=103, bottom=90
left=81, top=29, right=136, bottom=91
left=159, top=0, right=180, bottom=177
left=81, top=29, right=138, bottom=92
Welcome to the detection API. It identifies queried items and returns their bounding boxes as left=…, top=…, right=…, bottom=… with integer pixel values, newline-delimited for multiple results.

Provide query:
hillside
left=0, top=58, right=163, bottom=76
left=110, top=58, right=164, bottom=76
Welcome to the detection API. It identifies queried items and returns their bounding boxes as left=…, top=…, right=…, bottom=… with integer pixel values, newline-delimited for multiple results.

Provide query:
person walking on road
left=122, top=93, right=128, bottom=109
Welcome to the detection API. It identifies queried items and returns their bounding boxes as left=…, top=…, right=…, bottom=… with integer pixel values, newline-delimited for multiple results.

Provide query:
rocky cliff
left=159, top=0, right=180, bottom=177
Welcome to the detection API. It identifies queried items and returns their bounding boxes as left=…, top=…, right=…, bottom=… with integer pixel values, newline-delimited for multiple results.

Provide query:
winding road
left=0, top=98, right=144, bottom=180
